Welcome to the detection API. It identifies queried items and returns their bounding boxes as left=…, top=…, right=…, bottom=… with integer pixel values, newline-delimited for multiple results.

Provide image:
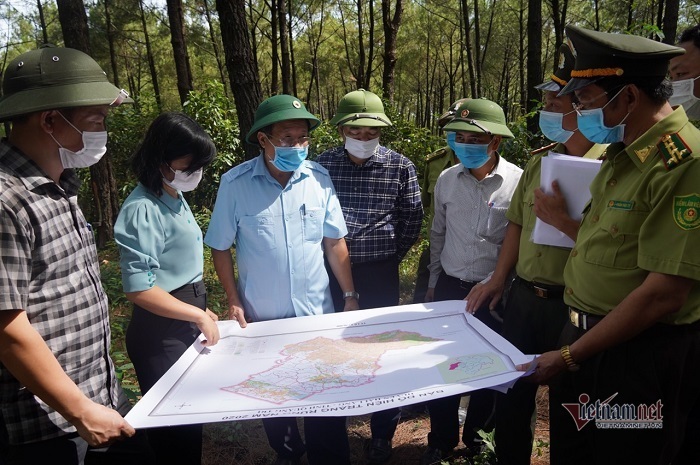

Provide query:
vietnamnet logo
left=562, top=393, right=663, bottom=431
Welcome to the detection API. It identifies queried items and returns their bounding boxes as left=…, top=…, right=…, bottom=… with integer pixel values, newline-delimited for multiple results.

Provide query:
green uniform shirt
left=564, top=107, right=700, bottom=324
left=507, top=143, right=606, bottom=285
left=422, top=146, right=458, bottom=226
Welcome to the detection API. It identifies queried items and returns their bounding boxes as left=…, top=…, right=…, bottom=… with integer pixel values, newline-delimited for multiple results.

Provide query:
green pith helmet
left=245, top=94, right=321, bottom=144
left=535, top=43, right=576, bottom=92
left=0, top=44, right=132, bottom=122
left=442, top=98, right=514, bottom=138
left=329, top=89, right=392, bottom=127
left=437, top=98, right=469, bottom=128
left=559, top=24, right=685, bottom=95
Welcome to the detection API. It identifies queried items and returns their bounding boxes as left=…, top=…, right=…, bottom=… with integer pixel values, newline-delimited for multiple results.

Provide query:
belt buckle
left=533, top=285, right=548, bottom=298
left=569, top=308, right=579, bottom=328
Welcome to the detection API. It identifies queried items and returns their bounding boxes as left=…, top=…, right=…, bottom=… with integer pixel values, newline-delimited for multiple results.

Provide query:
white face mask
left=669, top=76, right=700, bottom=119
left=344, top=136, right=380, bottom=159
left=163, top=165, right=203, bottom=192
left=50, top=112, right=108, bottom=169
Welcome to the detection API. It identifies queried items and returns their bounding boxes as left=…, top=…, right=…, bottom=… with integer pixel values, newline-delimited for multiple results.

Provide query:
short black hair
left=678, top=24, right=700, bottom=49
left=594, top=75, right=673, bottom=106
left=131, top=112, right=216, bottom=196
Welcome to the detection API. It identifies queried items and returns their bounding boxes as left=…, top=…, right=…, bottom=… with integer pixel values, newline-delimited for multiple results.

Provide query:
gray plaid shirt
left=0, top=140, right=121, bottom=444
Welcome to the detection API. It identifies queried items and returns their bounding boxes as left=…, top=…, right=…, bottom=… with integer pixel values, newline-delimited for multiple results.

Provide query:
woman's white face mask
left=163, top=165, right=203, bottom=192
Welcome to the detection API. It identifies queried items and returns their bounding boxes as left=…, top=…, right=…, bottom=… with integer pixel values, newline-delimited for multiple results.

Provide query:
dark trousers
left=328, top=255, right=402, bottom=441
left=0, top=390, right=154, bottom=465
left=126, top=281, right=206, bottom=465
left=412, top=246, right=431, bottom=304
left=550, top=319, right=700, bottom=465
left=426, top=272, right=503, bottom=452
left=263, top=416, right=350, bottom=465
left=494, top=276, right=569, bottom=465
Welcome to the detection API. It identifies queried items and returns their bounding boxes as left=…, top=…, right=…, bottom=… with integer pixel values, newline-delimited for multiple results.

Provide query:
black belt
left=443, top=274, right=478, bottom=290
left=516, top=276, right=564, bottom=299
left=569, top=307, right=604, bottom=331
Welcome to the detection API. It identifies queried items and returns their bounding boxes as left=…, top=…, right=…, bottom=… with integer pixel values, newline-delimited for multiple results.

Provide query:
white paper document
left=125, top=301, right=529, bottom=428
left=533, top=152, right=602, bottom=248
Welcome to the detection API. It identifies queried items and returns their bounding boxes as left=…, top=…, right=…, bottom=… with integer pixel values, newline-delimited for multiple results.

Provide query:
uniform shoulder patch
left=531, top=142, right=558, bottom=156
left=426, top=148, right=448, bottom=162
left=657, top=133, right=692, bottom=170
left=673, top=194, right=700, bottom=230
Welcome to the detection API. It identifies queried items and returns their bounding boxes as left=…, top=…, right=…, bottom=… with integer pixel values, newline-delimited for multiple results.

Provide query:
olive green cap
left=442, top=98, right=514, bottom=138
left=0, top=45, right=132, bottom=122
left=437, top=98, right=469, bottom=128
left=329, top=89, right=392, bottom=127
left=535, top=43, right=576, bottom=92
left=559, top=25, right=685, bottom=95
left=245, top=94, right=321, bottom=144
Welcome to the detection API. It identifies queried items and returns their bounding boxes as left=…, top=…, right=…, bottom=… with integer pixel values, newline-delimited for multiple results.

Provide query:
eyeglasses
left=344, top=126, right=381, bottom=138
left=572, top=86, right=626, bottom=115
left=265, top=134, right=311, bottom=147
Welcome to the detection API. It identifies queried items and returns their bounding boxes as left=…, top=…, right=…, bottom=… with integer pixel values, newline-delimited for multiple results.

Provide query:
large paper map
left=126, top=301, right=529, bottom=428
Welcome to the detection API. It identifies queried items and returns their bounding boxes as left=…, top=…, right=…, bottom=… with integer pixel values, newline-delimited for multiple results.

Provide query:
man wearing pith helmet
left=422, top=98, right=523, bottom=464
left=464, top=42, right=604, bottom=465
left=205, top=94, right=357, bottom=465
left=316, top=89, right=422, bottom=463
left=523, top=25, right=700, bottom=464
left=0, top=45, right=154, bottom=464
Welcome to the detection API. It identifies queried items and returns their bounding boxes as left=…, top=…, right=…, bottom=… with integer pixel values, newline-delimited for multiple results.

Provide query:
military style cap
left=535, top=43, right=576, bottom=92
left=245, top=94, right=321, bottom=144
left=442, top=98, right=514, bottom=138
left=559, top=25, right=685, bottom=95
left=437, top=98, right=469, bottom=127
left=0, top=45, right=131, bottom=122
left=330, top=89, right=392, bottom=127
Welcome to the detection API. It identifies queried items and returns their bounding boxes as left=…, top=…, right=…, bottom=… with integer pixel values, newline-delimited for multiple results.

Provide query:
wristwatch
left=560, top=345, right=580, bottom=372
left=343, top=291, right=360, bottom=300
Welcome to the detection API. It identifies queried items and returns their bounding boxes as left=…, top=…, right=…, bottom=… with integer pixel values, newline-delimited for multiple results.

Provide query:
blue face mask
left=539, top=110, right=575, bottom=143
left=265, top=134, right=309, bottom=172
left=454, top=141, right=491, bottom=168
left=446, top=132, right=457, bottom=152
left=576, top=87, right=630, bottom=144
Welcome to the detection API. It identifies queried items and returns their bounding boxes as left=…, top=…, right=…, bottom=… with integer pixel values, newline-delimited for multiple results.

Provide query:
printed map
left=126, top=301, right=528, bottom=428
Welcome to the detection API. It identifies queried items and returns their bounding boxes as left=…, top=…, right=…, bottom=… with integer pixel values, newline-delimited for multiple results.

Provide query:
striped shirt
left=428, top=156, right=523, bottom=286
left=0, top=140, right=120, bottom=444
left=317, top=145, right=423, bottom=263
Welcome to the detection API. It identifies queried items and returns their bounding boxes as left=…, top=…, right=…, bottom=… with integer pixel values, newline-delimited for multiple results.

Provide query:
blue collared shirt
left=114, top=183, right=204, bottom=293
left=316, top=145, right=423, bottom=263
left=204, top=155, right=347, bottom=322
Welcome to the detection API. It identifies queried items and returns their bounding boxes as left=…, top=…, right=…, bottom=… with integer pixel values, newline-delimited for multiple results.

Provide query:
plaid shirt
left=317, top=145, right=423, bottom=263
left=0, top=140, right=120, bottom=444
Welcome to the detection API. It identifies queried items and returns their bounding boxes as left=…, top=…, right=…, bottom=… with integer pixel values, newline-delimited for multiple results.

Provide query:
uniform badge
left=673, top=194, right=700, bottom=230
left=461, top=109, right=470, bottom=118
left=608, top=200, right=634, bottom=210
left=634, top=146, right=653, bottom=163
left=657, top=133, right=691, bottom=170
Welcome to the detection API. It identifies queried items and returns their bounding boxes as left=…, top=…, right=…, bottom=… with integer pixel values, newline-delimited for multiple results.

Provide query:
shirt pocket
left=239, top=214, right=277, bottom=252
left=302, top=207, right=324, bottom=243
left=485, top=206, right=509, bottom=241
left=582, top=209, right=647, bottom=269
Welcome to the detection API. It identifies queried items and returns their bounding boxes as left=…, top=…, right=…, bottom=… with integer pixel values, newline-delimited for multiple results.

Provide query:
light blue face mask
left=454, top=141, right=491, bottom=168
left=576, top=86, right=630, bottom=144
left=265, top=134, right=309, bottom=172
left=539, top=110, right=575, bottom=143
left=446, top=132, right=457, bottom=152
left=272, top=146, right=308, bottom=172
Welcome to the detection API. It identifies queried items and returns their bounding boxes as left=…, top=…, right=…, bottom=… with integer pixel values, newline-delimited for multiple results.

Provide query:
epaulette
left=657, top=132, right=692, bottom=171
left=530, top=142, right=558, bottom=156
left=222, top=160, right=254, bottom=183
left=426, top=148, right=448, bottom=162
